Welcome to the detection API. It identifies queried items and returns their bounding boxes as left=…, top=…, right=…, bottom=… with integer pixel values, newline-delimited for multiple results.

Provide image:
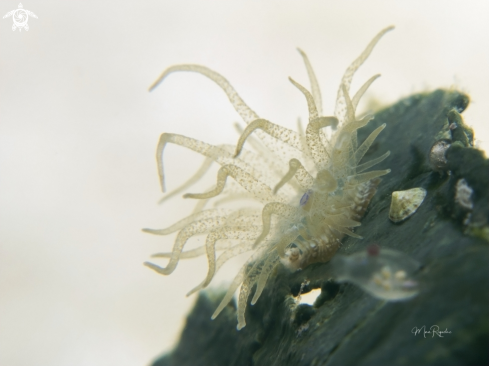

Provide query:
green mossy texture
left=153, top=90, right=489, bottom=366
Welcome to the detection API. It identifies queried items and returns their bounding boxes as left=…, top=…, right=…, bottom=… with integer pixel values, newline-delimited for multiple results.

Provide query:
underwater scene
left=1, top=2, right=488, bottom=366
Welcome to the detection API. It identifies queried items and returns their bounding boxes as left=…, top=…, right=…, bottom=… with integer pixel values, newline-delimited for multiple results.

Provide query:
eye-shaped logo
left=3, top=3, right=37, bottom=32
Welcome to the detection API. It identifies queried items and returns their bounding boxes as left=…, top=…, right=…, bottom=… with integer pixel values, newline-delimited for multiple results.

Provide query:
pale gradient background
left=1, top=1, right=488, bottom=365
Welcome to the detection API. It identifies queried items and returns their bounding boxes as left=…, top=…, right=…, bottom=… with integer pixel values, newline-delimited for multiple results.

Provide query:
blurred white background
left=1, top=1, right=488, bottom=365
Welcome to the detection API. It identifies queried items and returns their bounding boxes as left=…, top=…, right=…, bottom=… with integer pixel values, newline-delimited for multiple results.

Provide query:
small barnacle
left=429, top=139, right=451, bottom=174
left=144, top=27, right=395, bottom=329
left=389, top=187, right=427, bottom=223
left=331, top=245, right=420, bottom=300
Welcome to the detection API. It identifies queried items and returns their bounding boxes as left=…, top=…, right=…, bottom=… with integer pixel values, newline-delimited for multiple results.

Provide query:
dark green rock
left=152, top=292, right=243, bottom=366
left=152, top=89, right=489, bottom=366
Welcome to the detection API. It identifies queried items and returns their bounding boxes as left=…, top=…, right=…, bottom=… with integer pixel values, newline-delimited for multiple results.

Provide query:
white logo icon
left=3, top=3, right=37, bottom=32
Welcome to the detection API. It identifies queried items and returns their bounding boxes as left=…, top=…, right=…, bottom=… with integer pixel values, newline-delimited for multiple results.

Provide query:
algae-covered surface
left=153, top=89, right=489, bottom=366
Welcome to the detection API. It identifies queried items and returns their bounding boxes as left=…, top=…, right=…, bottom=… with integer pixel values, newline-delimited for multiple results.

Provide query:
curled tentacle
left=211, top=247, right=264, bottom=322
left=289, top=77, right=318, bottom=120
left=234, top=118, right=304, bottom=157
left=156, top=133, right=231, bottom=192
left=233, top=122, right=269, bottom=156
left=309, top=116, right=339, bottom=131
left=157, top=133, right=277, bottom=194
left=184, top=164, right=282, bottom=204
left=273, top=158, right=314, bottom=194
left=253, top=203, right=300, bottom=248
left=149, top=64, right=259, bottom=123
left=158, top=157, right=213, bottom=204
left=144, top=217, right=228, bottom=275
left=289, top=78, right=342, bottom=169
left=186, top=226, right=261, bottom=296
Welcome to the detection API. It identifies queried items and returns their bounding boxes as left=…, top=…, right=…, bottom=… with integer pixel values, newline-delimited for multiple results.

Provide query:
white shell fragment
left=455, top=178, right=473, bottom=210
left=389, top=188, right=427, bottom=223
left=331, top=246, right=420, bottom=300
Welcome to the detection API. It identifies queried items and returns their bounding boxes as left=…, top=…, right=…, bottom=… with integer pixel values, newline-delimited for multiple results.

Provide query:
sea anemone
left=144, top=26, right=394, bottom=329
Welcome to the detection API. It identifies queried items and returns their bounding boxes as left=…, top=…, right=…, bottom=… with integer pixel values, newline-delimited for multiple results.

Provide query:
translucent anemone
left=144, top=26, right=394, bottom=330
